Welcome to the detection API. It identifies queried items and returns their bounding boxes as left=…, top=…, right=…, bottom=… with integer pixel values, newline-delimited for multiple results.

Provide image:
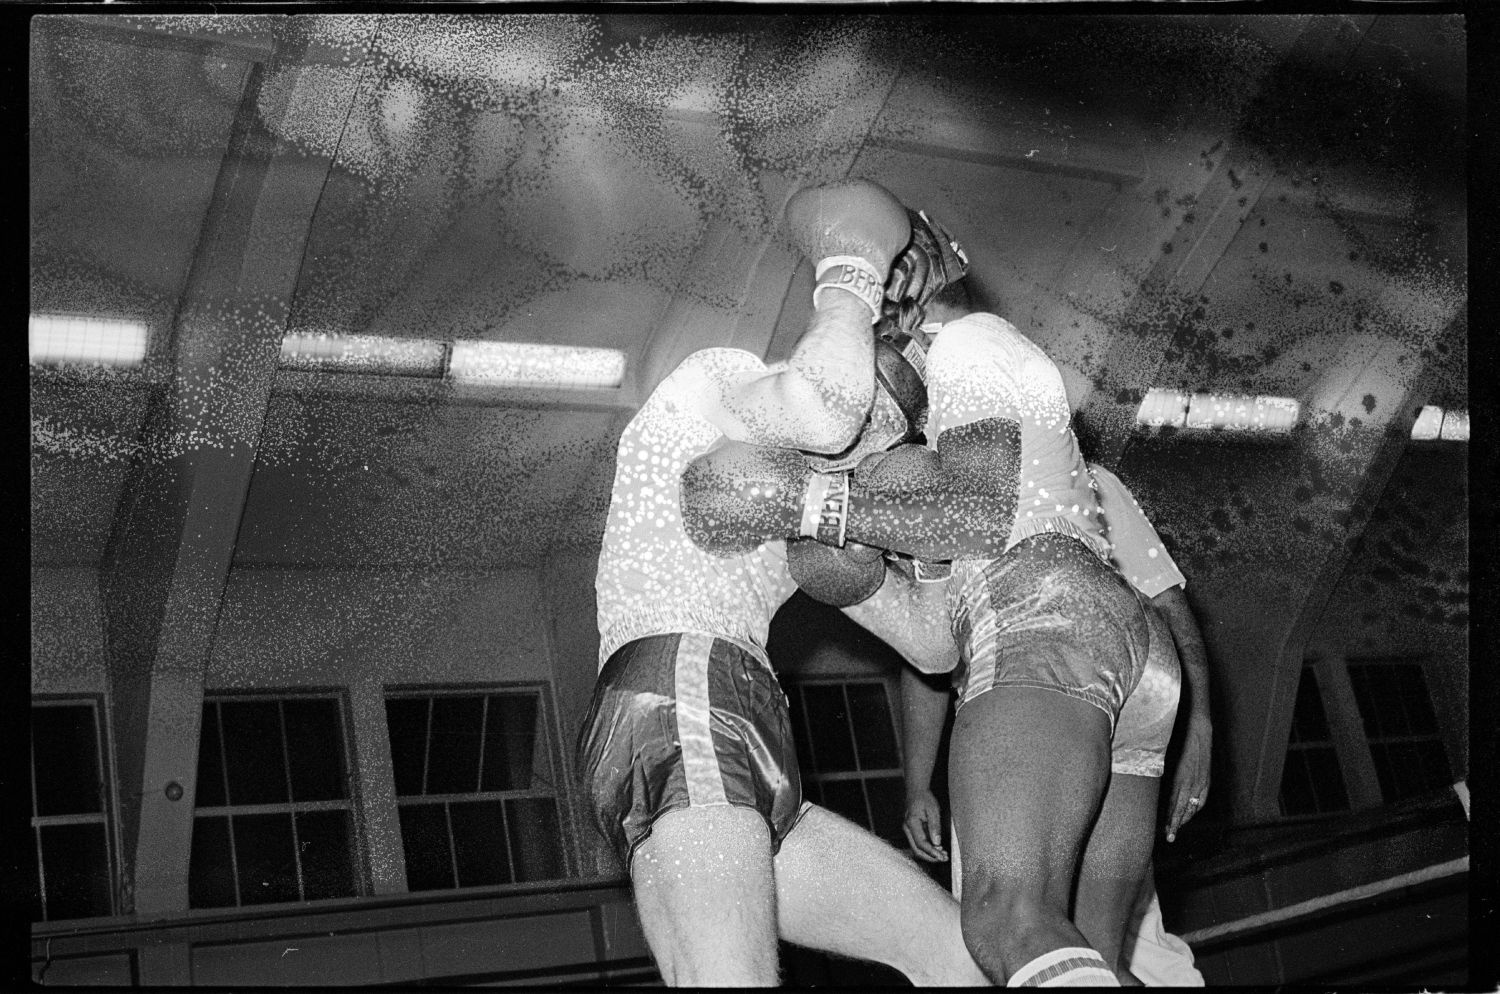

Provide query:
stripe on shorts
left=673, top=632, right=727, bottom=806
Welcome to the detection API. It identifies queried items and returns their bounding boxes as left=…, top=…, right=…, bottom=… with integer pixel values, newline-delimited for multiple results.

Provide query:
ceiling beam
left=1245, top=309, right=1464, bottom=819
left=637, top=51, right=905, bottom=391
left=96, top=30, right=362, bottom=915
left=1076, top=15, right=1377, bottom=470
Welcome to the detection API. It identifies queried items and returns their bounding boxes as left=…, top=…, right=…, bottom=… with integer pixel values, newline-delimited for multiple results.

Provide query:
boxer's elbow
left=780, top=362, right=873, bottom=453
left=788, top=390, right=869, bottom=454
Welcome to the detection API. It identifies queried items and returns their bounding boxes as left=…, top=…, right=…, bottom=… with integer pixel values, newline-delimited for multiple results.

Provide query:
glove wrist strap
left=800, top=471, right=850, bottom=547
left=813, top=256, right=883, bottom=323
left=913, top=559, right=952, bottom=583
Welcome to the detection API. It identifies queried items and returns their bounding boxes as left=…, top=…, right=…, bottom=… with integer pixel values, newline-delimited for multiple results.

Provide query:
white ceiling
left=29, top=12, right=1468, bottom=573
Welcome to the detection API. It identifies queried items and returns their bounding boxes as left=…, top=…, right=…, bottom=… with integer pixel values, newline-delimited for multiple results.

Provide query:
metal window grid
left=193, top=694, right=359, bottom=907
left=786, top=677, right=905, bottom=837
left=30, top=699, right=115, bottom=921
left=386, top=688, right=564, bottom=891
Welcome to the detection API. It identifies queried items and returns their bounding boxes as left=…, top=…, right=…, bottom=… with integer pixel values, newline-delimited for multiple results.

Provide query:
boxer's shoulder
left=675, top=346, right=768, bottom=381
left=928, top=312, right=1031, bottom=363
left=652, top=347, right=770, bottom=415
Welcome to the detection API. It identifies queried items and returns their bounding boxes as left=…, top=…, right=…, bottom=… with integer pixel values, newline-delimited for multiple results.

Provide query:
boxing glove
left=787, top=538, right=887, bottom=607
left=680, top=440, right=851, bottom=556
left=784, top=179, right=911, bottom=323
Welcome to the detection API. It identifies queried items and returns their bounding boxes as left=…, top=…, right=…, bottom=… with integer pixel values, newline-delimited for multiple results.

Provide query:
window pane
left=1279, top=749, right=1317, bottom=816
left=1288, top=668, right=1329, bottom=743
left=863, top=776, right=907, bottom=845
left=221, top=701, right=289, bottom=806
left=1303, top=748, right=1349, bottom=813
left=819, top=779, right=869, bottom=829
left=426, top=696, right=484, bottom=795
left=1398, top=666, right=1439, bottom=734
left=1348, top=667, right=1382, bottom=737
left=399, top=803, right=455, bottom=891
left=296, top=810, right=357, bottom=901
left=233, top=812, right=299, bottom=905
left=481, top=693, right=539, bottom=792
left=846, top=683, right=900, bottom=771
left=451, top=799, right=511, bottom=888
left=195, top=702, right=227, bottom=808
left=189, top=815, right=236, bottom=909
left=284, top=699, right=346, bottom=803
left=1372, top=740, right=1452, bottom=803
left=803, top=685, right=857, bottom=773
left=801, top=779, right=823, bottom=806
left=507, top=797, right=564, bottom=882
left=1354, top=666, right=1408, bottom=737
left=39, top=823, right=110, bottom=920
left=385, top=697, right=430, bottom=797
left=29, top=828, right=43, bottom=922
left=785, top=688, right=816, bottom=777
left=32, top=704, right=102, bottom=816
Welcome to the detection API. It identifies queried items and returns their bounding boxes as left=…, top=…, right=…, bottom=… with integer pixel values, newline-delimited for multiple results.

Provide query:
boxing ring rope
left=1179, top=856, right=1469, bottom=946
left=1180, top=782, right=1469, bottom=947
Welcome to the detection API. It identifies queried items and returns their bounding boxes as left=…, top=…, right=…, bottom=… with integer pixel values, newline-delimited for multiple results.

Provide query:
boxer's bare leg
left=630, top=805, right=778, bottom=986
left=1075, top=772, right=1159, bottom=983
left=950, top=686, right=1115, bottom=984
left=773, top=804, right=989, bottom=985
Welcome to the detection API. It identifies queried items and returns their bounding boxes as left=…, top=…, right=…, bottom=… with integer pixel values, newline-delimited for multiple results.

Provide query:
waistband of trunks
left=600, top=619, right=772, bottom=671
left=952, top=522, right=1111, bottom=609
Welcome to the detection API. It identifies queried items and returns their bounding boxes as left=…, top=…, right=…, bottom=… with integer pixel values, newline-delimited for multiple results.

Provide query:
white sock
left=1006, top=946, right=1120, bottom=987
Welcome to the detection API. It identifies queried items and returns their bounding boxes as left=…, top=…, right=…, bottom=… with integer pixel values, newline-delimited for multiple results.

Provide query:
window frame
left=1277, top=663, right=1353, bottom=819
left=30, top=695, right=120, bottom=922
left=781, top=674, right=908, bottom=845
left=382, top=681, right=574, bottom=892
left=1344, top=655, right=1455, bottom=804
left=189, top=689, right=369, bottom=910
left=1281, top=654, right=1455, bottom=820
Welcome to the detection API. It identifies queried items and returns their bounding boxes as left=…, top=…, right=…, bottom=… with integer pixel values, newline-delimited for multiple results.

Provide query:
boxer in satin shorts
left=949, top=531, right=1153, bottom=729
left=578, top=632, right=806, bottom=868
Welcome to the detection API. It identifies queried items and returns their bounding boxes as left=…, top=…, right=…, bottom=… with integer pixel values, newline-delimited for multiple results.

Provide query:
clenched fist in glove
left=786, top=538, right=887, bottom=607
left=680, top=439, right=831, bottom=556
left=784, top=179, right=911, bottom=323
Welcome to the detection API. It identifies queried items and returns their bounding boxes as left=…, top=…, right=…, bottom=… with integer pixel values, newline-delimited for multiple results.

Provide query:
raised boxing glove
left=784, top=179, right=911, bottom=323
left=680, top=439, right=852, bottom=556
left=787, top=538, right=887, bottom=607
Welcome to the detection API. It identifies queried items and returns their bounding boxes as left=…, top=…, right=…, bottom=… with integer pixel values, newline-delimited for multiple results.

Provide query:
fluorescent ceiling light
left=280, top=333, right=447, bottom=377
left=1136, top=388, right=1299, bottom=432
left=1185, top=393, right=1299, bottom=432
left=30, top=314, right=148, bottom=367
left=1136, top=388, right=1190, bottom=427
left=1411, top=405, right=1444, bottom=440
left=447, top=340, right=625, bottom=389
left=1413, top=405, right=1468, bottom=442
left=1440, top=409, right=1468, bottom=442
left=277, top=334, right=626, bottom=390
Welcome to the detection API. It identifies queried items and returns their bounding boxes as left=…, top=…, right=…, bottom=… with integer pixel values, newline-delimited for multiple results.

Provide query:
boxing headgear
left=874, top=322, right=928, bottom=441
left=884, top=208, right=970, bottom=336
left=804, top=319, right=929, bottom=473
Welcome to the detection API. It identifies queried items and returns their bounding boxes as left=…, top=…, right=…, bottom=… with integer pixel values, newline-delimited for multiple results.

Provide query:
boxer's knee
left=959, top=870, right=1071, bottom=966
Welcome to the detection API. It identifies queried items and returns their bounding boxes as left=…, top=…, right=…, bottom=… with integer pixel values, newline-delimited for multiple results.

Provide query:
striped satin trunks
left=577, top=633, right=805, bottom=869
left=950, top=532, right=1151, bottom=730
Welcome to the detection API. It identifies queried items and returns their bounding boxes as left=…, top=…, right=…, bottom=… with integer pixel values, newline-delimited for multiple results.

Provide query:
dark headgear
left=884, top=208, right=970, bottom=335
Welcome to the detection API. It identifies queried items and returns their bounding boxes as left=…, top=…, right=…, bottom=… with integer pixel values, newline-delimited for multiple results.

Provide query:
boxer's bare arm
left=840, top=419, right=1021, bottom=561
left=900, top=665, right=951, bottom=862
left=699, top=293, right=876, bottom=454
left=679, top=419, right=1020, bottom=561
left=695, top=177, right=910, bottom=454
